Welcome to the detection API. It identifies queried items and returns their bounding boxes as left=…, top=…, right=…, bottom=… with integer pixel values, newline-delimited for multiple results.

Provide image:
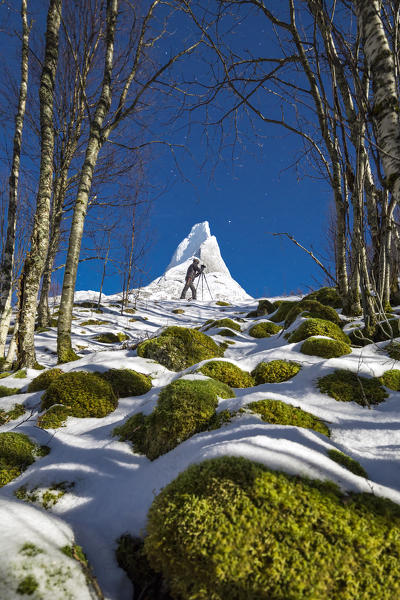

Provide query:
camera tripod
left=194, top=269, right=213, bottom=301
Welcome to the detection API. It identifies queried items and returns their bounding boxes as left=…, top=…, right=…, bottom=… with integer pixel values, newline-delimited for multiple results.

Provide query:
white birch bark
left=0, top=0, right=29, bottom=355
left=16, top=0, right=62, bottom=368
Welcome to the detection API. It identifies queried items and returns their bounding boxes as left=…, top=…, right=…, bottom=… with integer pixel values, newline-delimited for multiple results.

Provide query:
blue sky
left=0, top=1, right=335, bottom=301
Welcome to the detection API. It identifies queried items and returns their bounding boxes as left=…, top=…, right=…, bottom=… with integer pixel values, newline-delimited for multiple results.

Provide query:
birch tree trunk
left=16, top=0, right=62, bottom=368
left=355, top=0, right=400, bottom=203
left=0, top=0, right=29, bottom=357
left=57, top=0, right=118, bottom=363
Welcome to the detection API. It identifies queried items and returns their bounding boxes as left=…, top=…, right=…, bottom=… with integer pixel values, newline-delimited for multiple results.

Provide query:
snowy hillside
left=137, top=221, right=252, bottom=301
left=1, top=291, right=400, bottom=598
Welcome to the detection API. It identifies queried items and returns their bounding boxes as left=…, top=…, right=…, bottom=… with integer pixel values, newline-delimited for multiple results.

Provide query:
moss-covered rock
left=0, top=385, right=19, bottom=397
left=300, top=336, right=352, bottom=358
left=374, top=318, right=400, bottom=342
left=269, top=300, right=298, bottom=323
left=94, top=332, right=129, bottom=343
left=386, top=341, right=400, bottom=361
left=379, top=369, right=400, bottom=391
left=205, top=318, right=241, bottom=332
left=248, top=321, right=282, bottom=338
left=113, top=378, right=233, bottom=460
left=41, top=372, right=118, bottom=423
left=246, top=399, right=330, bottom=436
left=38, top=405, right=70, bottom=429
left=98, top=368, right=152, bottom=397
left=218, top=328, right=237, bottom=337
left=284, top=299, right=341, bottom=327
left=172, top=308, right=185, bottom=314
left=198, top=361, right=254, bottom=388
left=124, top=308, right=136, bottom=314
left=0, top=403, right=25, bottom=425
left=215, top=301, right=231, bottom=306
left=27, top=368, right=64, bottom=393
left=317, top=370, right=388, bottom=406
left=251, top=360, right=301, bottom=385
left=303, top=287, right=342, bottom=309
left=327, top=449, right=368, bottom=478
left=0, top=432, right=47, bottom=487
left=288, top=318, right=350, bottom=344
left=144, top=456, right=400, bottom=600
left=137, top=326, right=224, bottom=371
left=77, top=301, right=98, bottom=309
left=256, top=299, right=274, bottom=316
left=80, top=319, right=110, bottom=326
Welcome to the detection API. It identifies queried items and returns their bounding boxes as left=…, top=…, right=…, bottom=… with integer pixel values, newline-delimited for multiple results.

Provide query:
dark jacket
left=185, top=263, right=201, bottom=282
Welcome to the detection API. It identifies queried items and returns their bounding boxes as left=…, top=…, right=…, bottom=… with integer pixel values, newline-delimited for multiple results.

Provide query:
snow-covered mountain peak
left=140, top=221, right=251, bottom=301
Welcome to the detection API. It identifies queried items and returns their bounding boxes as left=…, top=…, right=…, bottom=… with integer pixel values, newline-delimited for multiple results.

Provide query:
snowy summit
left=139, top=221, right=252, bottom=301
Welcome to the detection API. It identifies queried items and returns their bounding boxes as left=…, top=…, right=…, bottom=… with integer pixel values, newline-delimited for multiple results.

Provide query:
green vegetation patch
left=0, top=432, right=47, bottom=488
left=205, top=318, right=241, bottom=332
left=41, top=371, right=118, bottom=423
left=0, top=403, right=25, bottom=425
left=327, top=449, right=368, bottom=478
left=113, top=378, right=233, bottom=460
left=317, top=369, right=388, bottom=406
left=218, top=328, right=237, bottom=337
left=94, top=332, right=129, bottom=343
left=288, top=318, right=350, bottom=344
left=172, top=308, right=185, bottom=314
left=98, top=368, right=152, bottom=397
left=386, top=341, right=400, bottom=361
left=285, top=299, right=341, bottom=327
left=256, top=299, right=275, bottom=316
left=301, top=336, right=352, bottom=359
left=215, top=300, right=231, bottom=306
left=15, top=481, right=75, bottom=510
left=17, top=574, right=39, bottom=595
left=77, top=301, right=98, bottom=309
left=269, top=300, right=298, bottom=323
left=116, top=535, right=162, bottom=599
left=199, top=361, right=254, bottom=388
left=137, top=326, right=224, bottom=371
left=27, top=368, right=64, bottom=392
left=303, top=286, right=342, bottom=308
left=144, top=456, right=400, bottom=600
left=13, top=369, right=27, bottom=379
left=379, top=369, right=400, bottom=391
left=38, top=405, right=70, bottom=429
left=248, top=321, right=282, bottom=338
left=80, top=319, right=110, bottom=326
left=247, top=399, right=330, bottom=436
left=251, top=360, right=301, bottom=384
left=374, top=318, right=400, bottom=342
left=124, top=308, right=136, bottom=314
left=0, top=385, right=19, bottom=397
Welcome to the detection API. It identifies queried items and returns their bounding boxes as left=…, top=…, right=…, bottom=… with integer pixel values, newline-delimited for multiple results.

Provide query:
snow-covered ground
left=1, top=291, right=400, bottom=598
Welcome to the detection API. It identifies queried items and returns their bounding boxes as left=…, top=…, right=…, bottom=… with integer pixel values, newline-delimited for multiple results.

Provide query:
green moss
left=116, top=535, right=162, bottom=599
left=317, top=370, right=388, bottom=406
left=285, top=299, right=341, bottom=327
left=269, top=300, right=297, bottom=322
left=246, top=310, right=258, bottom=318
left=17, top=574, right=39, bottom=595
left=327, top=449, right=368, bottom=478
left=41, top=371, right=117, bottom=423
left=38, top=405, right=70, bottom=429
left=0, top=385, right=19, bottom=397
left=255, top=299, right=274, bottom=316
left=288, top=318, right=350, bottom=344
left=251, top=360, right=301, bottom=384
left=113, top=378, right=233, bottom=460
left=94, top=332, right=129, bottom=343
left=0, top=432, right=46, bottom=487
left=124, top=308, right=136, bottom=314
left=247, top=399, right=330, bottom=436
left=98, top=368, right=152, bottom=397
left=172, top=308, right=185, bottom=314
left=77, top=301, right=98, bottom=309
left=218, top=328, right=237, bottom=337
left=205, top=318, right=241, bottom=332
left=216, top=300, right=231, bottom=306
left=80, top=319, right=110, bottom=326
left=301, top=336, right=352, bottom=358
left=374, top=318, right=400, bottom=342
left=386, top=341, right=400, bottom=360
left=199, top=361, right=254, bottom=388
left=61, top=544, right=89, bottom=567
left=206, top=409, right=237, bottom=430
left=0, top=403, right=25, bottom=425
left=248, top=321, right=282, bottom=338
left=144, top=456, right=400, bottom=600
left=16, top=481, right=74, bottom=510
left=303, top=287, right=342, bottom=308
left=13, top=369, right=27, bottom=379
left=27, top=368, right=64, bottom=392
left=137, top=326, right=224, bottom=371
left=20, top=543, right=44, bottom=557
left=379, top=369, right=400, bottom=391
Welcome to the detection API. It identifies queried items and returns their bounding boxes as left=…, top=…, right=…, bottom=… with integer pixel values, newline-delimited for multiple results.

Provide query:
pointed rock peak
left=167, top=221, right=211, bottom=270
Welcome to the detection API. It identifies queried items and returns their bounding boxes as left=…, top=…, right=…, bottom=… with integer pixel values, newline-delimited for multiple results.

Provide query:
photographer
left=180, top=258, right=205, bottom=300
